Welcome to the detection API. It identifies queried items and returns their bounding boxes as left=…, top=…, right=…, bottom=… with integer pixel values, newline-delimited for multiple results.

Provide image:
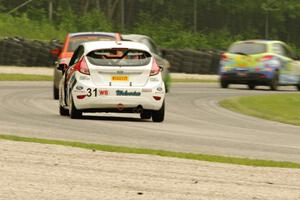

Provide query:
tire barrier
left=162, top=48, right=222, bottom=74
left=0, top=37, right=221, bottom=74
left=0, top=37, right=62, bottom=67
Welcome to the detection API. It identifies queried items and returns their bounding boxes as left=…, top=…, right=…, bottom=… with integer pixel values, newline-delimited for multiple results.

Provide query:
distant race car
left=219, top=40, right=300, bottom=90
left=51, top=32, right=121, bottom=99
left=122, top=34, right=171, bottom=92
left=58, top=40, right=165, bottom=122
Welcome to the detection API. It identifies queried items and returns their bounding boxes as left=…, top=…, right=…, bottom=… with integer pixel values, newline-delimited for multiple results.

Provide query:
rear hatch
left=86, top=48, right=152, bottom=87
left=222, top=41, right=268, bottom=71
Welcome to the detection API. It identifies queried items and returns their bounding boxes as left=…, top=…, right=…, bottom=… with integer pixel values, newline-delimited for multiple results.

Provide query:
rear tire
left=152, top=101, right=165, bottom=122
left=69, top=96, right=82, bottom=119
left=270, top=72, right=279, bottom=91
left=220, top=80, right=229, bottom=88
left=248, top=83, right=255, bottom=90
left=59, top=105, right=69, bottom=116
left=296, top=83, right=300, bottom=91
left=53, top=86, right=59, bottom=100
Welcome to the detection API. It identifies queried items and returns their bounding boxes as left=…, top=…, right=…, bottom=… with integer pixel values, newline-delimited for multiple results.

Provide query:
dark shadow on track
left=76, top=115, right=152, bottom=123
left=223, top=86, right=297, bottom=92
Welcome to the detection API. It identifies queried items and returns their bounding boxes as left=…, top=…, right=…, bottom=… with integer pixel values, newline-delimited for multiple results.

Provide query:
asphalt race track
left=0, top=81, right=300, bottom=162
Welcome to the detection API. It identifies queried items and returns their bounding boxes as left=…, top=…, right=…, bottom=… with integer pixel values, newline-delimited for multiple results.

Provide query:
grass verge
left=0, top=74, right=53, bottom=81
left=1, top=134, right=300, bottom=169
left=0, top=73, right=216, bottom=82
left=220, top=93, right=300, bottom=126
left=171, top=78, right=217, bottom=83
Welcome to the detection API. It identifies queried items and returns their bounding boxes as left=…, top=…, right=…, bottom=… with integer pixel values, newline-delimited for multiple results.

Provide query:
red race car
left=51, top=32, right=121, bottom=99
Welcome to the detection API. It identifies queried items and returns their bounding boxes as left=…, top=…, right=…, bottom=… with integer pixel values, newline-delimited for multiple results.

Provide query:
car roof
left=122, top=34, right=150, bottom=41
left=69, top=32, right=117, bottom=38
left=82, top=41, right=151, bottom=53
left=233, top=39, right=284, bottom=45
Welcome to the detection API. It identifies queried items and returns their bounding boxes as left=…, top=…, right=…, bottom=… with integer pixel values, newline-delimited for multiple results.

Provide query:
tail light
left=150, top=58, right=160, bottom=76
left=74, top=57, right=90, bottom=75
left=221, top=53, right=228, bottom=61
left=153, top=96, right=161, bottom=101
left=261, top=55, right=274, bottom=62
left=77, top=95, right=87, bottom=99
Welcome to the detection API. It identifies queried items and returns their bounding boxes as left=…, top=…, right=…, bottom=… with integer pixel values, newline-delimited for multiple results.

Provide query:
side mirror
left=50, top=48, right=61, bottom=57
left=57, top=63, right=68, bottom=73
left=159, top=65, right=164, bottom=72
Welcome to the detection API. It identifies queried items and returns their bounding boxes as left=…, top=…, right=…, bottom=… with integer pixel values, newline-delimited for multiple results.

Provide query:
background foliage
left=1, top=0, right=300, bottom=50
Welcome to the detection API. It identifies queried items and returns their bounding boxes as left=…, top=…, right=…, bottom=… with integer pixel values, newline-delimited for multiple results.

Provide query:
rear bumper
left=72, top=80, right=165, bottom=112
left=220, top=72, right=273, bottom=85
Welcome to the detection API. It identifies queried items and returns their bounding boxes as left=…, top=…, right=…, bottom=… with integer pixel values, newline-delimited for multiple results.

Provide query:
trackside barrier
left=162, top=48, right=222, bottom=74
left=0, top=37, right=221, bottom=74
left=0, top=37, right=61, bottom=67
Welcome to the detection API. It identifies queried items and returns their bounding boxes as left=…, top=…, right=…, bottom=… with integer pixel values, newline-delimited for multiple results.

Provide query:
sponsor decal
left=150, top=77, right=159, bottom=82
left=156, top=87, right=163, bottom=92
left=99, top=90, right=109, bottom=96
left=76, top=85, right=84, bottom=90
left=116, top=70, right=124, bottom=74
left=116, top=90, right=141, bottom=96
left=79, top=76, right=90, bottom=80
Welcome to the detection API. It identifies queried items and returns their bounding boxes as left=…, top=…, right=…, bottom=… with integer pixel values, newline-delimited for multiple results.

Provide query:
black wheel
left=270, top=71, right=279, bottom=91
left=140, top=110, right=152, bottom=120
left=152, top=101, right=165, bottom=122
left=296, top=83, right=300, bottom=91
left=248, top=83, right=255, bottom=90
left=53, top=86, right=59, bottom=100
left=59, top=105, right=69, bottom=116
left=69, top=96, right=82, bottom=119
left=220, top=80, right=229, bottom=88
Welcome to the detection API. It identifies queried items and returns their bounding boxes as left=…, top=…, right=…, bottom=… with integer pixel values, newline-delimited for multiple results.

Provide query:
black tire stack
left=162, top=48, right=222, bottom=74
left=0, top=37, right=62, bottom=67
left=0, top=36, right=221, bottom=74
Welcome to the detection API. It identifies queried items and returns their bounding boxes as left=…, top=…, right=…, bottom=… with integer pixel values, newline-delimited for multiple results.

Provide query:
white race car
left=58, top=40, right=165, bottom=122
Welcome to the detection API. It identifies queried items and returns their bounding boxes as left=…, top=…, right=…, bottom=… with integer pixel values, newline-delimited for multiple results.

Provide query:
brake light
left=153, top=96, right=161, bottom=101
left=221, top=53, right=228, bottom=61
left=77, top=95, right=87, bottom=99
left=261, top=55, right=273, bottom=61
left=150, top=58, right=160, bottom=76
left=74, top=58, right=90, bottom=75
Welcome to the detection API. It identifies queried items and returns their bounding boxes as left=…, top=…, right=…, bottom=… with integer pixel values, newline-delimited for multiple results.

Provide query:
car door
left=65, top=45, right=85, bottom=104
left=272, top=43, right=299, bottom=84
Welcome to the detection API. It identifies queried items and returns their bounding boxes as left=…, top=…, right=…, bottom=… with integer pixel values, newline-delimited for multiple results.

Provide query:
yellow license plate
left=112, top=76, right=128, bottom=81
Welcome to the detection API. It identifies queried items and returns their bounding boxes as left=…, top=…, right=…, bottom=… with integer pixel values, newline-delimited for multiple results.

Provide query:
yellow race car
left=219, top=40, right=300, bottom=90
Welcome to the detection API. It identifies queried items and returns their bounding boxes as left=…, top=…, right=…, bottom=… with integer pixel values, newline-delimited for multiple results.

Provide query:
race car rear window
left=68, top=35, right=115, bottom=52
left=86, top=48, right=152, bottom=66
left=228, top=43, right=267, bottom=55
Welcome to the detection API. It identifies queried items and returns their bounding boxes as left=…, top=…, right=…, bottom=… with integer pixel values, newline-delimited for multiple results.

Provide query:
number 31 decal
left=87, top=88, right=97, bottom=97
